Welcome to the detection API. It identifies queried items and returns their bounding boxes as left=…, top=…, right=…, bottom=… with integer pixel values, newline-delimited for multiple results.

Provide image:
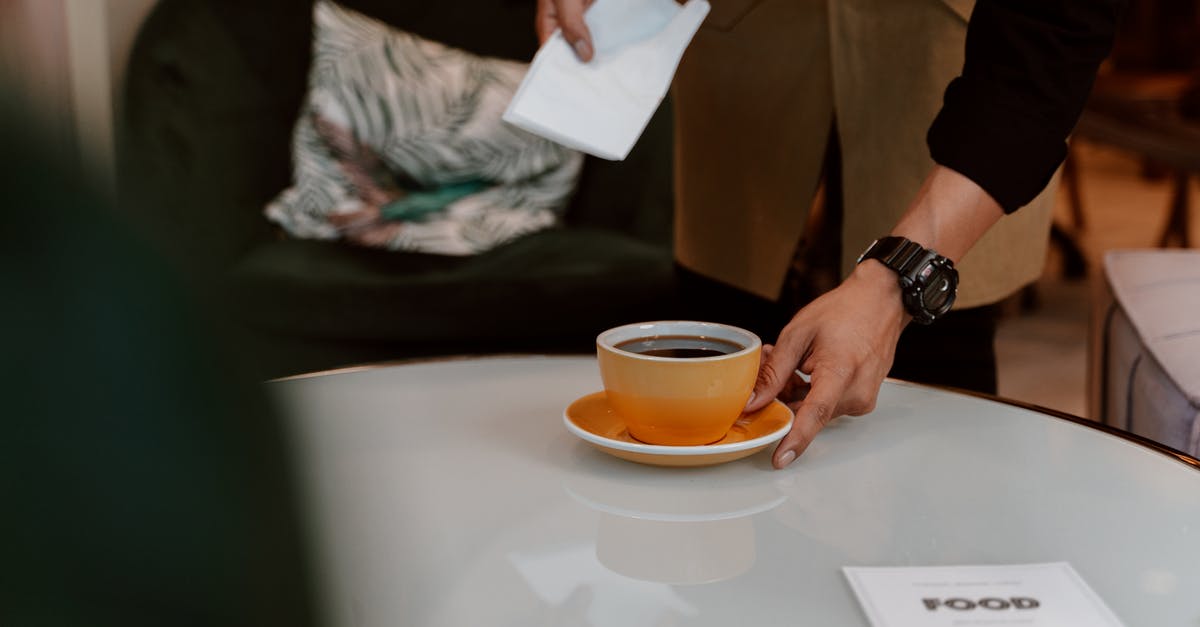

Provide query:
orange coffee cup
left=596, top=321, right=762, bottom=446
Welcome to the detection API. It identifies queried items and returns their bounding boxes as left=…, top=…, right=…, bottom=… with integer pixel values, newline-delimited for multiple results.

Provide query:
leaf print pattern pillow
left=265, top=0, right=584, bottom=255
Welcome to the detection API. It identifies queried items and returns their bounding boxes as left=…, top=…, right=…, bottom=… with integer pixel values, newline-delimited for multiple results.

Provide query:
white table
left=271, top=356, right=1200, bottom=626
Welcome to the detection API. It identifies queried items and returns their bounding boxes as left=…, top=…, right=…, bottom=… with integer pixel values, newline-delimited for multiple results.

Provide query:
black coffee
left=615, top=335, right=745, bottom=358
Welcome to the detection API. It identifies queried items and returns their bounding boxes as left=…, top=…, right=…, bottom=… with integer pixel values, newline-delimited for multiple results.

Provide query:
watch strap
left=857, top=235, right=958, bottom=325
left=859, top=236, right=928, bottom=278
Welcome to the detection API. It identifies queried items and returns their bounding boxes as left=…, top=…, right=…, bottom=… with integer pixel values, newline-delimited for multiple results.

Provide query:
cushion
left=265, top=0, right=583, bottom=255
left=1105, top=250, right=1200, bottom=406
left=1102, top=249, right=1200, bottom=456
left=229, top=228, right=677, bottom=343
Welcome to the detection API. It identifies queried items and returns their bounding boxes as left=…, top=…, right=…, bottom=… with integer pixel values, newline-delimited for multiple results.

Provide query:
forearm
left=889, top=165, right=1004, bottom=263
left=851, top=164, right=1004, bottom=306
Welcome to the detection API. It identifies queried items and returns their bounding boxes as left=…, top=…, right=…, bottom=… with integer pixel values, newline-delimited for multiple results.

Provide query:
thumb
left=553, top=0, right=594, bottom=61
left=745, top=334, right=809, bottom=413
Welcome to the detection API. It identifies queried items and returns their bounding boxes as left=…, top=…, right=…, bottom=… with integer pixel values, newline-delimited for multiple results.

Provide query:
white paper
left=503, top=0, right=710, bottom=160
left=843, top=562, right=1125, bottom=627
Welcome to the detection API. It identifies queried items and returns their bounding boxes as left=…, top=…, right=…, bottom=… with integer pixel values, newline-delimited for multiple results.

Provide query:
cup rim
left=596, top=320, right=762, bottom=363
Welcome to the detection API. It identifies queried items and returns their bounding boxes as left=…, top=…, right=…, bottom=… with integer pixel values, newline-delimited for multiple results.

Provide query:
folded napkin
left=503, top=0, right=711, bottom=161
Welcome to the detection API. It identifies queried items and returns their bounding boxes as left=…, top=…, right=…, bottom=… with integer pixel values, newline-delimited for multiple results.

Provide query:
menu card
left=843, top=562, right=1125, bottom=627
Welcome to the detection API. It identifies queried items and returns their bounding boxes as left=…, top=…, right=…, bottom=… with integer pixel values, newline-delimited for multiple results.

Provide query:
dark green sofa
left=117, top=0, right=678, bottom=379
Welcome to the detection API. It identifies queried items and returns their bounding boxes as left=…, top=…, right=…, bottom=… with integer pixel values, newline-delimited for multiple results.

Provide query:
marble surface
left=271, top=356, right=1200, bottom=627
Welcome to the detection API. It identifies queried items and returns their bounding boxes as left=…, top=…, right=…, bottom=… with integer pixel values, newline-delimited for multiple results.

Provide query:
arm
left=929, top=0, right=1126, bottom=212
left=752, top=0, right=1124, bottom=469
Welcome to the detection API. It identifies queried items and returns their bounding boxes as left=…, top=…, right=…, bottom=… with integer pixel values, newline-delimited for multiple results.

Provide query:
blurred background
left=0, top=0, right=157, bottom=191
left=1, top=0, right=1197, bottom=623
left=4, top=0, right=1196, bottom=416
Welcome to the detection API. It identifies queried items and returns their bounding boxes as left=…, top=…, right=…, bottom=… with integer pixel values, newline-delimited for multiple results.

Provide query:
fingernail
left=775, top=450, right=796, bottom=468
left=573, top=39, right=593, bottom=61
left=744, top=392, right=757, bottom=410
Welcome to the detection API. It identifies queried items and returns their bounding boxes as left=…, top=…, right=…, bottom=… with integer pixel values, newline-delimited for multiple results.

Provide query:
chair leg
left=1157, top=172, right=1192, bottom=248
left=1051, top=223, right=1088, bottom=279
left=1048, top=142, right=1089, bottom=280
left=1062, top=142, right=1087, bottom=230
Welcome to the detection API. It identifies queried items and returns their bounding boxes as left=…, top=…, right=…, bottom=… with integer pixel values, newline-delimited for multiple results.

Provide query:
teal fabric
left=380, top=180, right=487, bottom=221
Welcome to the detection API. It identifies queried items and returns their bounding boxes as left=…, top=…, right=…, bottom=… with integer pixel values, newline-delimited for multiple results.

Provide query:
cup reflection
left=596, top=515, right=756, bottom=585
left=564, top=472, right=785, bottom=585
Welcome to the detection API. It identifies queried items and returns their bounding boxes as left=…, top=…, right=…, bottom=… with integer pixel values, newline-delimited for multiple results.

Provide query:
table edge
left=891, top=379, right=1200, bottom=473
left=272, top=354, right=1200, bottom=473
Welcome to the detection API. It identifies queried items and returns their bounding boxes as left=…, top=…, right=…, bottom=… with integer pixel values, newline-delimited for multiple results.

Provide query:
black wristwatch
left=857, top=236, right=958, bottom=325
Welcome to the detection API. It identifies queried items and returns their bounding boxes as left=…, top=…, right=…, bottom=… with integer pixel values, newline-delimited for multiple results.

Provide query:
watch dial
left=922, top=274, right=954, bottom=311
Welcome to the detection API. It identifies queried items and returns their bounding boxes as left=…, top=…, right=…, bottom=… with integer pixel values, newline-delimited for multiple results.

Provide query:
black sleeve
left=926, top=0, right=1125, bottom=213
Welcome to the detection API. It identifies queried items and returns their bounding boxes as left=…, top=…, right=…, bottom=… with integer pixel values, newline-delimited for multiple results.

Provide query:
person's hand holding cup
left=596, top=321, right=762, bottom=446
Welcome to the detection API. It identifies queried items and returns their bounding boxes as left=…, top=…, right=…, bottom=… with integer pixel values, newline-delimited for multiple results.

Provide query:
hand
left=745, top=261, right=910, bottom=469
left=536, top=0, right=596, bottom=61
left=746, top=165, right=1005, bottom=469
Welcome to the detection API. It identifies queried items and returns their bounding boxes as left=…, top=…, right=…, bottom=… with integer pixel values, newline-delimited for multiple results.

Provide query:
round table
left=270, top=356, right=1200, bottom=626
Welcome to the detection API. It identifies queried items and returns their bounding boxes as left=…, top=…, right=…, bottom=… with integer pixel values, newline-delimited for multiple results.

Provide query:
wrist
left=849, top=260, right=911, bottom=326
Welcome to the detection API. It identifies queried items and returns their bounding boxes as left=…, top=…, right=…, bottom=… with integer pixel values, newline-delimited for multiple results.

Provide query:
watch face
left=920, top=268, right=956, bottom=314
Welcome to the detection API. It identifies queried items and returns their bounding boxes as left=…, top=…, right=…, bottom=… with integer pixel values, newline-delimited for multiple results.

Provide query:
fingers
left=745, top=344, right=774, bottom=413
left=769, top=364, right=882, bottom=468
left=780, top=375, right=812, bottom=410
left=839, top=377, right=879, bottom=417
left=745, top=326, right=812, bottom=413
left=753, top=267, right=906, bottom=469
left=747, top=344, right=810, bottom=414
left=535, top=0, right=557, bottom=44
left=536, top=0, right=594, bottom=61
left=555, top=0, right=594, bottom=60
left=772, top=366, right=849, bottom=469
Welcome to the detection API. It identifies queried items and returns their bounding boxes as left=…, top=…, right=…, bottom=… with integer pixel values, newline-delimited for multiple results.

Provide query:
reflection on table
left=271, top=356, right=1200, bottom=626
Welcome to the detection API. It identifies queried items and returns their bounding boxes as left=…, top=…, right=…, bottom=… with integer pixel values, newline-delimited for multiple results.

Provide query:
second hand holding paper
left=504, top=0, right=711, bottom=161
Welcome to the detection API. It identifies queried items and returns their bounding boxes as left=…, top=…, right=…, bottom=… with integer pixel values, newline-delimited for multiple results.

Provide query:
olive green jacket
left=673, top=0, right=1058, bottom=308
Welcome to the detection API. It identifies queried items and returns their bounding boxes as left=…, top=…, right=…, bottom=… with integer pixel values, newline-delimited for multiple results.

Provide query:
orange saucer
left=564, top=392, right=794, bottom=467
